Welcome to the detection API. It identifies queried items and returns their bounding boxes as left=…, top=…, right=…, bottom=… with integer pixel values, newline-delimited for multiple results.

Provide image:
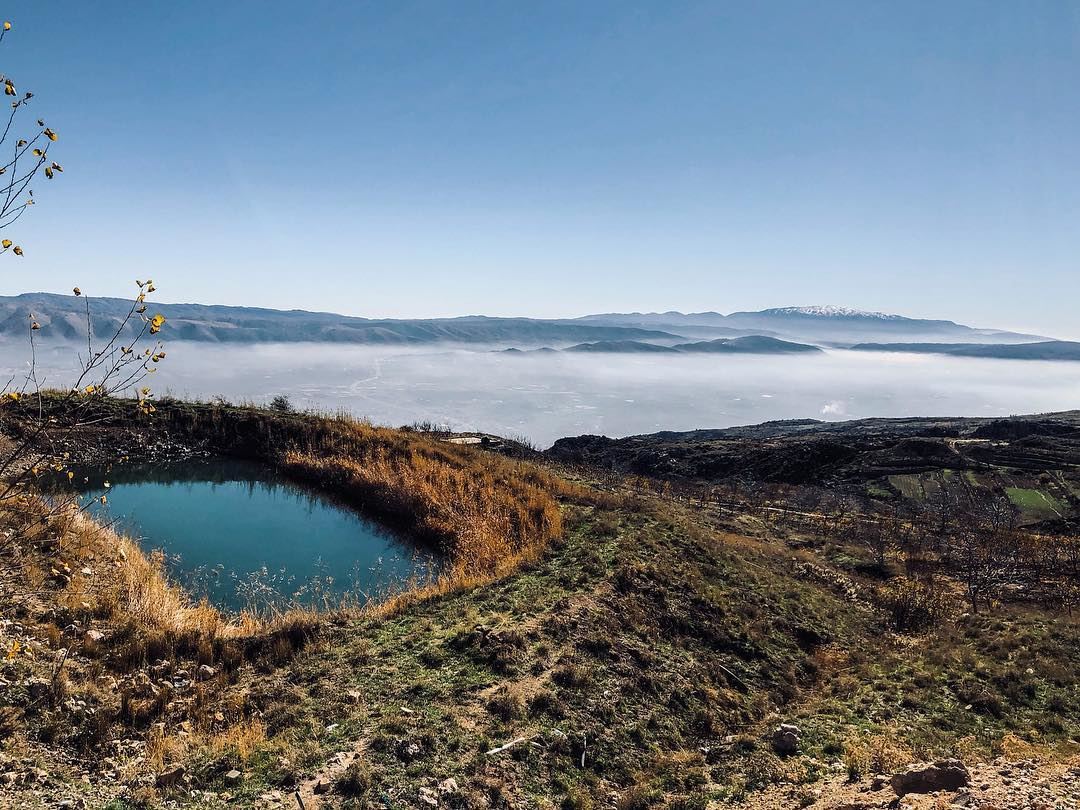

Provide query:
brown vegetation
left=277, top=415, right=568, bottom=579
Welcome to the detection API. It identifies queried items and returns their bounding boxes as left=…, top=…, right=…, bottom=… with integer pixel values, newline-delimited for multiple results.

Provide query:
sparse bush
left=740, top=750, right=789, bottom=789
left=562, top=786, right=596, bottom=810
left=842, top=737, right=870, bottom=780
left=528, top=688, right=561, bottom=717
left=616, top=784, right=659, bottom=810
left=552, top=661, right=593, bottom=689
left=593, top=511, right=620, bottom=538
left=876, top=577, right=953, bottom=632
left=0, top=706, right=22, bottom=739
left=269, top=394, right=295, bottom=413
left=486, top=685, right=525, bottom=721
left=336, top=760, right=372, bottom=797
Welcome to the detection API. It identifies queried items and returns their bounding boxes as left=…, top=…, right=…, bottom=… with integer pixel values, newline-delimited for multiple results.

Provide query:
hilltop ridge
left=0, top=293, right=1049, bottom=347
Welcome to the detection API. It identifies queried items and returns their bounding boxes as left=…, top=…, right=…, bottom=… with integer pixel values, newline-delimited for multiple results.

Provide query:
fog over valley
left=6, top=341, right=1078, bottom=446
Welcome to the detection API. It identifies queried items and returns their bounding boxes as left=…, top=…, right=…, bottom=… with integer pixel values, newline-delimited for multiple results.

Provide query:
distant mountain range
left=573, top=306, right=1047, bottom=345
left=0, top=293, right=679, bottom=346
left=0, top=294, right=1063, bottom=359
left=563, top=336, right=822, bottom=355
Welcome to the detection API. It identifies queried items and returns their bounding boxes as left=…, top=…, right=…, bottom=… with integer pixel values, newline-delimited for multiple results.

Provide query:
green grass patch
left=1005, top=487, right=1065, bottom=517
left=888, top=474, right=924, bottom=500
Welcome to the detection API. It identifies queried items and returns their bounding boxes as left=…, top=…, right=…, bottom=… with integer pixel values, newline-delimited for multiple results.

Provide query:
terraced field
left=551, top=411, right=1080, bottom=531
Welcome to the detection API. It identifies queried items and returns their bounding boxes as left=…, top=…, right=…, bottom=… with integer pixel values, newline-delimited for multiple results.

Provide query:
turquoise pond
left=52, top=458, right=438, bottom=612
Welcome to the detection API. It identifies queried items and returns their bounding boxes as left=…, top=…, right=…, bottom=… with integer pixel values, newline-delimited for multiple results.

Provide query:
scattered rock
left=312, top=778, right=332, bottom=794
left=771, top=723, right=801, bottom=755
left=396, top=739, right=423, bottom=762
left=891, top=759, right=970, bottom=796
left=438, top=777, right=460, bottom=796
left=84, top=629, right=105, bottom=643
left=196, top=664, right=216, bottom=680
left=26, top=678, right=50, bottom=701
left=224, top=769, right=242, bottom=786
left=155, top=764, right=186, bottom=788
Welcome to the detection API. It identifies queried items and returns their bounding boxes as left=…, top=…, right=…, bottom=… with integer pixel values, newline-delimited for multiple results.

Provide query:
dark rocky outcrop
left=890, top=759, right=970, bottom=796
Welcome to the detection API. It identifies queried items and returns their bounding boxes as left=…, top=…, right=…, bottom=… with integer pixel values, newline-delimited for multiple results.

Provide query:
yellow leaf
left=67, top=471, right=74, bottom=480
left=73, top=287, right=81, bottom=296
left=12, top=246, right=23, bottom=256
left=3, top=22, right=11, bottom=31
left=1, top=239, right=10, bottom=248
left=43, top=128, right=57, bottom=141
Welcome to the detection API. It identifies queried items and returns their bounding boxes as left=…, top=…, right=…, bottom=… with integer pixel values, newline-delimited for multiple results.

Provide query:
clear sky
left=0, top=1, right=1077, bottom=337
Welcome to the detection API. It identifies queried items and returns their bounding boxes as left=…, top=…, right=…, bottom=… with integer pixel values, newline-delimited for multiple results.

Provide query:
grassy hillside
left=0, top=399, right=1078, bottom=808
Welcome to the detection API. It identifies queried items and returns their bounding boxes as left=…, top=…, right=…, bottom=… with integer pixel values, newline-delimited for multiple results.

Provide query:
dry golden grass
left=842, top=732, right=913, bottom=778
left=10, top=398, right=584, bottom=610
left=273, top=414, right=573, bottom=584
left=207, top=716, right=267, bottom=762
left=2, top=403, right=584, bottom=678
left=2, top=494, right=318, bottom=659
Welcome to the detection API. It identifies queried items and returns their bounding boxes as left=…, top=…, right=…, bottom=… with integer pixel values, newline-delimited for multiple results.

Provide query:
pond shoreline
left=5, top=392, right=575, bottom=589
left=42, top=455, right=442, bottom=613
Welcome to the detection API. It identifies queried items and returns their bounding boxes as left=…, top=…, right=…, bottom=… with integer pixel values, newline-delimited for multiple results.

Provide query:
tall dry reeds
left=279, top=419, right=565, bottom=578
left=153, top=403, right=576, bottom=587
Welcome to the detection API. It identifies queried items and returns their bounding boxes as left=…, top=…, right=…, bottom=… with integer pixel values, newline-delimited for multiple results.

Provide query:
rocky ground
left=733, top=757, right=1080, bottom=809
left=4, top=755, right=1075, bottom=809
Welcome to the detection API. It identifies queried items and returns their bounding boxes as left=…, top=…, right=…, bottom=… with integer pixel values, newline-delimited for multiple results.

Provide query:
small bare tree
left=952, top=527, right=1020, bottom=613
left=0, top=19, right=167, bottom=543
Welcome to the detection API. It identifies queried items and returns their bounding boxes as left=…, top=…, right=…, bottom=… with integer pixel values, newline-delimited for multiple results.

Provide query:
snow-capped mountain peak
left=762, top=305, right=905, bottom=320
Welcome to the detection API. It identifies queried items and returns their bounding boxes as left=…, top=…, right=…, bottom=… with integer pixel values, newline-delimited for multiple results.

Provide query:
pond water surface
left=53, top=458, right=437, bottom=612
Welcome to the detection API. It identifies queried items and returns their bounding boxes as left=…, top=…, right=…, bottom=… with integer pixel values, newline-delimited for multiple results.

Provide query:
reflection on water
left=46, top=457, right=438, bottom=613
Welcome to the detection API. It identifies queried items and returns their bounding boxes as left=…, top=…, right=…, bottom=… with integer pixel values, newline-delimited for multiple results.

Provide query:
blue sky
left=0, top=1, right=1077, bottom=336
